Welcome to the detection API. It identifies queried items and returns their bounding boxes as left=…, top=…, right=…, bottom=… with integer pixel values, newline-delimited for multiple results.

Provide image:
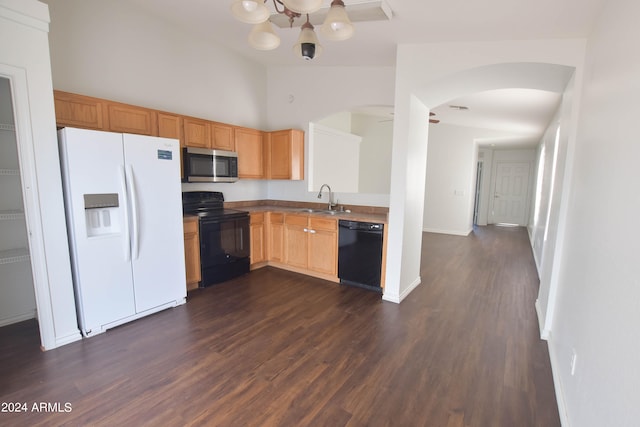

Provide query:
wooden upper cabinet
left=107, top=102, right=157, bottom=136
left=53, top=90, right=107, bottom=130
left=235, top=127, right=265, bottom=179
left=211, top=122, right=235, bottom=151
left=266, top=129, right=304, bottom=180
left=157, top=112, right=183, bottom=145
left=183, top=117, right=211, bottom=148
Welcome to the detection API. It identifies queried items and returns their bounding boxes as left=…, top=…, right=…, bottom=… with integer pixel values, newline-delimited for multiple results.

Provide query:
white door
left=59, top=128, right=136, bottom=334
left=123, top=134, right=186, bottom=313
left=491, top=162, right=531, bottom=226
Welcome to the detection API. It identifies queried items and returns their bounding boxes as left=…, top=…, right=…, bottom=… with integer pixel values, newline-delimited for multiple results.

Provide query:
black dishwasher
left=338, top=220, right=384, bottom=293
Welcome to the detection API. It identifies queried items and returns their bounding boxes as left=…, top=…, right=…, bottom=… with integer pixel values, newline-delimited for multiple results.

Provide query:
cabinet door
left=158, top=113, right=183, bottom=145
left=183, top=117, right=211, bottom=148
left=53, top=90, right=107, bottom=130
left=268, top=212, right=284, bottom=263
left=250, top=213, right=266, bottom=266
left=183, top=218, right=201, bottom=291
left=284, top=214, right=308, bottom=269
left=268, top=129, right=304, bottom=180
left=235, top=127, right=265, bottom=179
left=308, top=217, right=337, bottom=276
left=107, top=102, right=158, bottom=136
left=212, top=123, right=235, bottom=151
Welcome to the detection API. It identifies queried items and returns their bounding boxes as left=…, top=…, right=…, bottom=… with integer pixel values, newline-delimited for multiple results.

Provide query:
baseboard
left=52, top=330, right=82, bottom=349
left=422, top=227, right=471, bottom=236
left=0, top=310, right=36, bottom=328
left=547, top=333, right=571, bottom=427
left=382, top=276, right=421, bottom=304
left=535, top=299, right=550, bottom=340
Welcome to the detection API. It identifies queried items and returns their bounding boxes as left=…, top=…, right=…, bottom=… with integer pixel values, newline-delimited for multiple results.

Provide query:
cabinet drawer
left=285, top=214, right=308, bottom=227
left=269, top=212, right=284, bottom=224
left=309, top=217, right=337, bottom=232
left=183, top=217, right=198, bottom=233
left=250, top=212, right=265, bottom=224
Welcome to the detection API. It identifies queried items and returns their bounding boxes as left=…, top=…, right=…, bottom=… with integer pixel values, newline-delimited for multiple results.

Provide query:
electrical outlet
left=570, top=350, right=577, bottom=376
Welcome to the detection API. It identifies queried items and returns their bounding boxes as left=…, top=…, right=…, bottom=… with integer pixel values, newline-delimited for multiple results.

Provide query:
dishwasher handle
left=339, top=220, right=384, bottom=232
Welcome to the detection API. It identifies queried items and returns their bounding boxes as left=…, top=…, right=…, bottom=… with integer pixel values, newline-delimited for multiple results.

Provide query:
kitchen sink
left=297, top=208, right=340, bottom=215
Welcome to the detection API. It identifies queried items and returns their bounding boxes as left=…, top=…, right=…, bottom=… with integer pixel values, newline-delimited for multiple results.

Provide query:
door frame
left=1, top=64, right=57, bottom=349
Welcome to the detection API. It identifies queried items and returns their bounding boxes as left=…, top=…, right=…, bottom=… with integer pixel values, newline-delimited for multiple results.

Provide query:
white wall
left=42, top=0, right=270, bottom=202
left=0, top=0, right=81, bottom=349
left=528, top=75, right=576, bottom=340
left=266, top=65, right=396, bottom=207
left=387, top=40, right=585, bottom=305
left=423, top=123, right=528, bottom=235
left=309, top=123, right=361, bottom=194
left=549, top=0, right=640, bottom=425
left=352, top=113, right=393, bottom=194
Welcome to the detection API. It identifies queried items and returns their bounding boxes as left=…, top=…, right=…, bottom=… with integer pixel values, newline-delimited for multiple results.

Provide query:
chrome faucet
left=317, top=184, right=336, bottom=211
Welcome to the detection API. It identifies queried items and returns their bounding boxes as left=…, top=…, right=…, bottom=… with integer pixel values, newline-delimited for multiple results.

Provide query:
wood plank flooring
left=0, top=226, right=559, bottom=426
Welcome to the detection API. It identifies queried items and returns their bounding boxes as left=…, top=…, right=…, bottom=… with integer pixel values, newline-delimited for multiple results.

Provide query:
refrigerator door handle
left=126, top=165, right=141, bottom=261
left=119, top=165, right=131, bottom=262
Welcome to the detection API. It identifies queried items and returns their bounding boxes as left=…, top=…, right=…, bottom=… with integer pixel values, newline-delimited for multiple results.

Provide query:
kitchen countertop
left=220, top=200, right=388, bottom=224
left=239, top=205, right=388, bottom=224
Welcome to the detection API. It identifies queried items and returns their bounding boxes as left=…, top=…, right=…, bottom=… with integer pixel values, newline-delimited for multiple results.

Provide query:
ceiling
left=127, top=0, right=605, bottom=145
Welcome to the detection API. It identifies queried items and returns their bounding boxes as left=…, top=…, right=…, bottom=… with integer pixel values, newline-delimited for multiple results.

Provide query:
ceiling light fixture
left=230, top=0, right=354, bottom=60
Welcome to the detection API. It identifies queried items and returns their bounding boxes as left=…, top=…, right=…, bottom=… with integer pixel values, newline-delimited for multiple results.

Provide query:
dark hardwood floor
left=0, top=226, right=560, bottom=426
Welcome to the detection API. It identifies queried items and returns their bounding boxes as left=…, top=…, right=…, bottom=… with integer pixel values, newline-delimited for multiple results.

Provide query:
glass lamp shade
left=231, top=0, right=270, bottom=24
left=293, top=23, right=323, bottom=60
left=320, top=0, right=354, bottom=41
left=282, top=0, right=323, bottom=14
left=248, top=21, right=281, bottom=50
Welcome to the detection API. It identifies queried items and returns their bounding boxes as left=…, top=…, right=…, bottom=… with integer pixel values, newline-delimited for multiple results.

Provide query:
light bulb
left=241, top=0, right=258, bottom=12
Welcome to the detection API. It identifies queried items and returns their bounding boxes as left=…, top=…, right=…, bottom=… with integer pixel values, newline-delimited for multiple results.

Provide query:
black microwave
left=182, top=147, right=239, bottom=183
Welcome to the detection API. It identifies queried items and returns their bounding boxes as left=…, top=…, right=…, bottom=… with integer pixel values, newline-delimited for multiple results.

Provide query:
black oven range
left=182, top=191, right=250, bottom=287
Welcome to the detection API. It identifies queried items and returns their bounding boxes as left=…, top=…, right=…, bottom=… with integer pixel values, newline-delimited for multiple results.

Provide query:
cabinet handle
left=309, top=229, right=316, bottom=234
left=303, top=228, right=308, bottom=232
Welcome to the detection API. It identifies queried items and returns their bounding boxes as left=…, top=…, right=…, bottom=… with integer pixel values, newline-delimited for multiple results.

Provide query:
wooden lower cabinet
left=283, top=213, right=338, bottom=279
left=284, top=214, right=309, bottom=269
left=183, top=217, right=201, bottom=291
left=267, top=212, right=284, bottom=263
left=307, top=217, right=338, bottom=276
left=250, top=212, right=266, bottom=268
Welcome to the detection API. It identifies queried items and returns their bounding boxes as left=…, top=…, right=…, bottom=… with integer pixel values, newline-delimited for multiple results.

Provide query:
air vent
left=449, top=105, right=469, bottom=111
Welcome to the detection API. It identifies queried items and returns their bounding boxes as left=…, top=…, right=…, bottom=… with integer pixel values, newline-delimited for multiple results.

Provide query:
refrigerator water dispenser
left=84, top=193, right=120, bottom=237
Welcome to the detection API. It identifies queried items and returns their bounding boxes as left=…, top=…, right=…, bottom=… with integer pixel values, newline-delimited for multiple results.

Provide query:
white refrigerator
left=58, top=127, right=186, bottom=337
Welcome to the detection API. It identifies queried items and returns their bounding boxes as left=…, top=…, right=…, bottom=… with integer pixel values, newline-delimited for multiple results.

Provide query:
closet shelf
left=0, top=169, right=20, bottom=176
left=0, top=248, right=30, bottom=265
left=0, top=210, right=25, bottom=220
